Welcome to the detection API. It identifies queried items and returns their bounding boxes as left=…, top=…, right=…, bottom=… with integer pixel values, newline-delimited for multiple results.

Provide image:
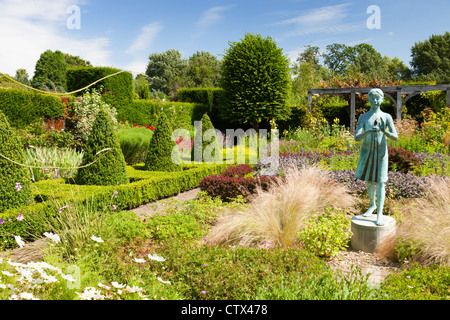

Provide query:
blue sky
left=0, top=0, right=449, bottom=78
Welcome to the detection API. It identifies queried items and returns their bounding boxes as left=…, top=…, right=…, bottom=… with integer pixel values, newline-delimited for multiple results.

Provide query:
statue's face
left=368, top=93, right=383, bottom=107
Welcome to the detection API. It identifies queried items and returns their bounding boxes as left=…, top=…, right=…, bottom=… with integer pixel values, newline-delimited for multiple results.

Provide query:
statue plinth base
left=350, top=215, right=396, bottom=253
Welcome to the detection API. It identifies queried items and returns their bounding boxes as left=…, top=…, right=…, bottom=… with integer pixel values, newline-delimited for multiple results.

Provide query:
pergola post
left=350, top=91, right=356, bottom=133
left=396, top=90, right=402, bottom=121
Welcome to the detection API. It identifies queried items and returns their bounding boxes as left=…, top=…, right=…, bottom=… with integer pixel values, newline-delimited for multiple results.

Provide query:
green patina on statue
left=354, top=88, right=398, bottom=226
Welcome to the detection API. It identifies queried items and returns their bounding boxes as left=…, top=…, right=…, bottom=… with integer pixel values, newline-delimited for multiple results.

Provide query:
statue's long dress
left=355, top=116, right=389, bottom=183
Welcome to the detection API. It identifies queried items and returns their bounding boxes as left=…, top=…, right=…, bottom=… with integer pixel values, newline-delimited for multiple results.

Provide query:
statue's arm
left=354, top=115, right=373, bottom=141
left=381, top=115, right=398, bottom=141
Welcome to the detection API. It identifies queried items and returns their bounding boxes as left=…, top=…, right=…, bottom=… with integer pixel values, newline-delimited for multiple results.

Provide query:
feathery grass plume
left=207, top=165, right=356, bottom=248
left=377, top=176, right=450, bottom=266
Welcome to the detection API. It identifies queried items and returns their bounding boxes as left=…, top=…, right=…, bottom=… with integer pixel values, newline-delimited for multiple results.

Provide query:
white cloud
left=0, top=0, right=111, bottom=77
left=125, top=22, right=162, bottom=55
left=275, top=3, right=351, bottom=26
left=273, top=3, right=365, bottom=40
left=194, top=6, right=232, bottom=38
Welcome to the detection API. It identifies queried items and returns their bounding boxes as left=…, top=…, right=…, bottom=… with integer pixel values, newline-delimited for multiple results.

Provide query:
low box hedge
left=0, top=163, right=228, bottom=249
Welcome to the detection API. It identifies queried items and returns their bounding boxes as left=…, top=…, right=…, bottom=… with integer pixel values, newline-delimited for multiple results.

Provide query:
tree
left=64, top=53, right=91, bottom=68
left=13, top=69, right=30, bottom=86
left=220, top=33, right=291, bottom=131
left=145, top=49, right=188, bottom=98
left=410, top=32, right=450, bottom=83
left=133, top=74, right=151, bottom=100
left=0, top=110, right=33, bottom=212
left=31, top=50, right=68, bottom=91
left=289, top=45, right=328, bottom=105
left=192, top=113, right=221, bottom=164
left=144, top=112, right=181, bottom=172
left=185, top=51, right=222, bottom=88
left=385, top=57, right=412, bottom=81
left=75, top=108, right=128, bottom=186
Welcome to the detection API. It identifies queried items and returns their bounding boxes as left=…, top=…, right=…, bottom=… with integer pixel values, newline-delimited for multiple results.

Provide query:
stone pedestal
left=351, top=215, right=396, bottom=253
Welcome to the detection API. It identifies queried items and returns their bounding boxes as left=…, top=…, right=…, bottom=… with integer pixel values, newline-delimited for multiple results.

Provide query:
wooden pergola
left=307, top=84, right=450, bottom=133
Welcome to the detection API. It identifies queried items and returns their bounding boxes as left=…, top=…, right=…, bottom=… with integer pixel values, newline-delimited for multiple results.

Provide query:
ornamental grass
left=207, top=165, right=356, bottom=248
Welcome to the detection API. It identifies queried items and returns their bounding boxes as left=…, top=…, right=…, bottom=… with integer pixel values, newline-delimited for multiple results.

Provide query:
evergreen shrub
left=144, top=112, right=182, bottom=172
left=192, top=113, right=221, bottom=163
left=0, top=110, right=33, bottom=212
left=0, top=89, right=66, bottom=128
left=75, top=108, right=128, bottom=185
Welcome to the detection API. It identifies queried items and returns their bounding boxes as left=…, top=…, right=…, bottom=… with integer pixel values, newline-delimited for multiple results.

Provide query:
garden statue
left=354, top=88, right=398, bottom=226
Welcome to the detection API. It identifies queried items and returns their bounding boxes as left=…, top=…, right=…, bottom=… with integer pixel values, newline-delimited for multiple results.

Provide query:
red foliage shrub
left=199, top=165, right=278, bottom=201
left=388, top=146, right=420, bottom=173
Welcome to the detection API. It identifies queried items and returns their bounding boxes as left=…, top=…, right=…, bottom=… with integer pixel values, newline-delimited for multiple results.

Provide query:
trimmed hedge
left=118, top=100, right=208, bottom=130
left=176, top=87, right=226, bottom=109
left=0, top=163, right=228, bottom=249
left=0, top=89, right=66, bottom=128
left=66, top=66, right=133, bottom=106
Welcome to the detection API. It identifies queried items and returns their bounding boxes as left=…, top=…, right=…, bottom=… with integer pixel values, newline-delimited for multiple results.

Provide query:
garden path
left=1, top=187, right=403, bottom=288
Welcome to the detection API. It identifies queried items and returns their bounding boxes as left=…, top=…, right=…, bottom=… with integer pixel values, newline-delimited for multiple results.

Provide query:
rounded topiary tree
left=221, top=33, right=291, bottom=131
left=192, top=113, right=221, bottom=164
left=0, top=110, right=33, bottom=211
left=144, top=112, right=182, bottom=171
left=75, top=108, right=128, bottom=185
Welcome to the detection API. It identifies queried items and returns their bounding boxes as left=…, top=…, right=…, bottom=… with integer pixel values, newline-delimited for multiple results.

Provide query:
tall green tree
left=221, top=33, right=291, bottom=131
left=64, top=53, right=92, bottom=68
left=185, top=51, right=222, bottom=88
left=31, top=50, right=68, bottom=91
left=410, top=32, right=450, bottom=83
left=13, top=69, right=30, bottom=86
left=145, top=49, right=188, bottom=97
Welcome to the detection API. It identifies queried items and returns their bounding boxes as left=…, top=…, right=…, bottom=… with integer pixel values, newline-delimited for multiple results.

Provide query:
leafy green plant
left=298, top=208, right=353, bottom=258
left=378, top=264, right=450, bottom=300
left=146, top=213, right=204, bottom=241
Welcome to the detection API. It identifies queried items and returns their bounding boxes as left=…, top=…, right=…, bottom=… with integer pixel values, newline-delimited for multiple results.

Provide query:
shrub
left=207, top=166, right=356, bottom=248
left=66, top=66, right=133, bottom=105
left=192, top=113, right=221, bottom=163
left=75, top=108, right=128, bottom=186
left=221, top=164, right=253, bottom=177
left=176, top=87, right=226, bottom=110
left=144, top=112, right=182, bottom=172
left=0, top=89, right=66, bottom=128
left=199, top=164, right=278, bottom=201
left=298, top=208, right=353, bottom=258
left=0, top=110, right=33, bottom=212
left=72, top=89, right=118, bottom=145
left=388, top=146, right=420, bottom=173
left=117, top=126, right=154, bottom=165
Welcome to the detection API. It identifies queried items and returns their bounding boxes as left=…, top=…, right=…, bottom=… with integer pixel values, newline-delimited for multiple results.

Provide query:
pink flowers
left=15, top=182, right=22, bottom=192
left=16, top=213, right=23, bottom=221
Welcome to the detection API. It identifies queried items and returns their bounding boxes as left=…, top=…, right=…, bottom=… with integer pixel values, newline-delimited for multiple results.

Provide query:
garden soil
left=1, top=187, right=403, bottom=288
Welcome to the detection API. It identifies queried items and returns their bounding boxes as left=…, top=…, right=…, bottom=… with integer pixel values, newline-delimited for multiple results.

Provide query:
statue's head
left=368, top=88, right=384, bottom=107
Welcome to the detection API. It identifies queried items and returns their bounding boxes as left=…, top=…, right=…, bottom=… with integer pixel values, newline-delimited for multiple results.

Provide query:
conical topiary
left=144, top=112, right=181, bottom=171
left=0, top=110, right=33, bottom=212
left=75, top=108, right=128, bottom=185
left=192, top=113, right=221, bottom=164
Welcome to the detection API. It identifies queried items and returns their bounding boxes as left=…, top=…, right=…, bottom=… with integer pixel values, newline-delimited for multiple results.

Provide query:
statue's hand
left=379, top=118, right=386, bottom=133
